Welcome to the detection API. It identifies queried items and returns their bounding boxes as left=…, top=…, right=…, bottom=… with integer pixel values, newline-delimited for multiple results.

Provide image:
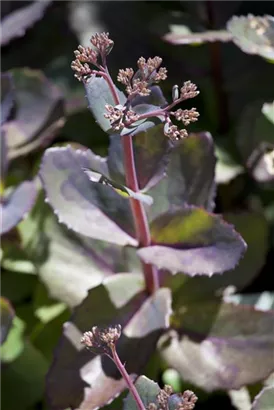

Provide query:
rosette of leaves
left=38, top=33, right=274, bottom=409
left=0, top=70, right=65, bottom=235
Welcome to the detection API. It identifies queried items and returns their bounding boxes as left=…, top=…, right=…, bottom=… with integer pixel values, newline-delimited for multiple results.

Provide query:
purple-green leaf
left=147, top=132, right=216, bottom=221
left=84, top=76, right=126, bottom=132
left=0, top=297, right=14, bottom=344
left=138, top=206, right=246, bottom=276
left=108, top=124, right=170, bottom=191
left=0, top=0, right=51, bottom=46
left=158, top=299, right=274, bottom=391
left=123, top=376, right=161, bottom=410
left=46, top=274, right=172, bottom=409
left=40, top=146, right=137, bottom=246
left=1, top=180, right=38, bottom=235
left=3, top=69, right=65, bottom=159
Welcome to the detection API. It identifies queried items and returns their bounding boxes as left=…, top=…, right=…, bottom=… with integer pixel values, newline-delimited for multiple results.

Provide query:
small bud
left=180, top=81, right=199, bottom=100
left=81, top=325, right=122, bottom=356
left=172, top=85, right=179, bottom=101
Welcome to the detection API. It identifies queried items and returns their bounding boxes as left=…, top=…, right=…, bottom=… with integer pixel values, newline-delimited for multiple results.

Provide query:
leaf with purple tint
left=131, top=85, right=167, bottom=107
left=84, top=76, right=126, bottom=132
left=1, top=297, right=15, bottom=344
left=158, top=299, right=274, bottom=391
left=1, top=180, right=38, bottom=235
left=171, top=212, right=269, bottom=301
left=251, top=385, right=274, bottom=410
left=3, top=68, right=65, bottom=159
left=138, top=206, right=246, bottom=276
left=47, top=274, right=172, bottom=409
left=120, top=104, right=165, bottom=137
left=1, top=130, right=9, bottom=180
left=0, top=0, right=51, bottom=46
left=1, top=73, right=14, bottom=124
left=147, top=132, right=216, bottom=221
left=227, top=15, right=274, bottom=61
left=40, top=146, right=137, bottom=246
left=108, top=124, right=170, bottom=191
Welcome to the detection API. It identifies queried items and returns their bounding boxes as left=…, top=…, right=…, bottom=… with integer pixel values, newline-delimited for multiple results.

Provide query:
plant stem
left=122, top=135, right=159, bottom=294
left=104, top=68, right=160, bottom=294
left=111, top=345, right=146, bottom=410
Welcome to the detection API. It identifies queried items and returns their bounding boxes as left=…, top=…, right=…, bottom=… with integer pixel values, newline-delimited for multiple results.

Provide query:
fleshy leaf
left=227, top=15, right=274, bottom=61
left=0, top=297, right=15, bottom=344
left=158, top=299, right=274, bottom=391
left=138, top=206, right=246, bottom=276
left=170, top=212, right=269, bottom=301
left=147, top=132, right=216, bottom=221
left=38, top=215, right=120, bottom=307
left=84, top=76, right=126, bottom=132
left=1, top=72, right=15, bottom=124
left=46, top=274, right=172, bottom=409
left=3, top=68, right=65, bottom=159
left=83, top=169, right=153, bottom=206
left=123, top=376, right=161, bottom=410
left=40, top=146, right=137, bottom=246
left=108, top=124, right=170, bottom=191
left=1, top=180, right=38, bottom=235
left=164, top=29, right=232, bottom=45
left=251, top=386, right=274, bottom=410
left=0, top=0, right=51, bottom=46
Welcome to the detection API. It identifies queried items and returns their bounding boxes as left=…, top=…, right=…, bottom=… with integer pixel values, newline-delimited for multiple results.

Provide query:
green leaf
left=84, top=76, right=126, bottom=132
left=1, top=341, right=48, bottom=410
left=158, top=299, right=274, bottom=391
left=227, top=15, right=274, bottom=61
left=252, top=386, right=274, bottom=410
left=123, top=376, right=161, bottom=410
left=40, top=146, right=137, bottom=246
left=1, top=72, right=14, bottom=124
left=262, top=101, right=274, bottom=125
left=0, top=297, right=14, bottom=344
left=1, top=316, right=25, bottom=362
left=47, top=274, right=172, bottom=409
left=164, top=29, right=232, bottom=45
left=138, top=206, right=246, bottom=276
left=3, top=68, right=65, bottom=159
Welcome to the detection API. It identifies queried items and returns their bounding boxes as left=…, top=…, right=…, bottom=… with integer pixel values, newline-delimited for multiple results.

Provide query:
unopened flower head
left=90, top=32, right=114, bottom=56
left=81, top=325, right=121, bottom=356
left=180, top=81, right=199, bottom=101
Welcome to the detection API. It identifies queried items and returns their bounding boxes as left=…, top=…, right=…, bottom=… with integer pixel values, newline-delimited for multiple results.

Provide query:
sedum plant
left=37, top=33, right=274, bottom=409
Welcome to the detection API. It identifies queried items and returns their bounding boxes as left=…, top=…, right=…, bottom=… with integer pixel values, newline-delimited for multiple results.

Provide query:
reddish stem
left=110, top=345, right=146, bottom=410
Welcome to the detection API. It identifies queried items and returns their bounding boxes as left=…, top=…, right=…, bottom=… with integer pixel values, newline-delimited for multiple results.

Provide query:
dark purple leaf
left=0, top=297, right=14, bottom=344
left=138, top=206, right=246, bottom=276
left=1, top=73, right=14, bottom=124
left=131, top=85, right=167, bottom=107
left=0, top=0, right=51, bottom=46
left=47, top=274, right=171, bottom=409
left=108, top=124, right=170, bottom=191
left=158, top=299, right=274, bottom=391
left=40, top=146, right=137, bottom=246
left=147, top=132, right=216, bottom=221
left=84, top=76, right=126, bottom=132
left=251, top=385, right=274, bottom=410
left=227, top=15, right=274, bottom=61
left=1, top=180, right=38, bottom=235
left=3, top=68, right=65, bottom=159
